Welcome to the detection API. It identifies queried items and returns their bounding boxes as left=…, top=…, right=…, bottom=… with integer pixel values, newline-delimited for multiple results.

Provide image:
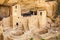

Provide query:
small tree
left=56, top=1, right=60, bottom=17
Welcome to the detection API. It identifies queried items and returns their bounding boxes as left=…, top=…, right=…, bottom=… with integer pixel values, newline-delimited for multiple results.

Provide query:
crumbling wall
left=0, top=7, right=10, bottom=18
left=2, top=17, right=11, bottom=28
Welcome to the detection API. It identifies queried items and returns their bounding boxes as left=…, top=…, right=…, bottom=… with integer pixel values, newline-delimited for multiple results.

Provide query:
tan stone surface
left=38, top=10, right=47, bottom=28
left=7, top=0, right=18, bottom=4
left=0, top=26, right=3, bottom=34
left=2, top=17, right=10, bottom=27
left=0, top=0, right=5, bottom=4
left=0, top=0, right=58, bottom=40
left=12, top=4, right=21, bottom=28
left=0, top=0, right=57, bottom=14
left=28, top=15, right=39, bottom=30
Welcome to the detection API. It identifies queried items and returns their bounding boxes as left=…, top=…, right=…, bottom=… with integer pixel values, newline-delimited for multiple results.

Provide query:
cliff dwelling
left=0, top=0, right=60, bottom=40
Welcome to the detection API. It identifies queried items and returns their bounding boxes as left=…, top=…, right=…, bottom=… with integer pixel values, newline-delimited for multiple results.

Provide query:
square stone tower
left=37, top=10, right=47, bottom=28
left=11, top=4, right=21, bottom=28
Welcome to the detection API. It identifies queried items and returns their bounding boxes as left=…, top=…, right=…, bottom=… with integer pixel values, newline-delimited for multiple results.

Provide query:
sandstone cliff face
left=0, top=0, right=57, bottom=13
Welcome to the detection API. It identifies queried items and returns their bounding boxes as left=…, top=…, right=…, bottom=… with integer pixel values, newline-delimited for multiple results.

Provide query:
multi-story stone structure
left=0, top=0, right=59, bottom=40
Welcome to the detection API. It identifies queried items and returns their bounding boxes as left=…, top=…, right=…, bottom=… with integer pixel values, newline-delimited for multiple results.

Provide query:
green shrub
left=30, top=37, right=33, bottom=40
left=56, top=2, right=60, bottom=15
left=40, top=37, right=45, bottom=40
left=55, top=35, right=60, bottom=40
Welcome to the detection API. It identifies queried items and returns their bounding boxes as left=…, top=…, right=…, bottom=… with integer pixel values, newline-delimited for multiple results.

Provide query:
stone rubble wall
left=2, top=17, right=11, bottom=28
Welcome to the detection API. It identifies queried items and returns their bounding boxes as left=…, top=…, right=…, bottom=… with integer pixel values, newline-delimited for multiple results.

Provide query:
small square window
left=15, top=6, right=17, bottom=9
left=34, top=11, right=37, bottom=15
left=16, top=23, right=18, bottom=26
left=40, top=12, right=42, bottom=15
